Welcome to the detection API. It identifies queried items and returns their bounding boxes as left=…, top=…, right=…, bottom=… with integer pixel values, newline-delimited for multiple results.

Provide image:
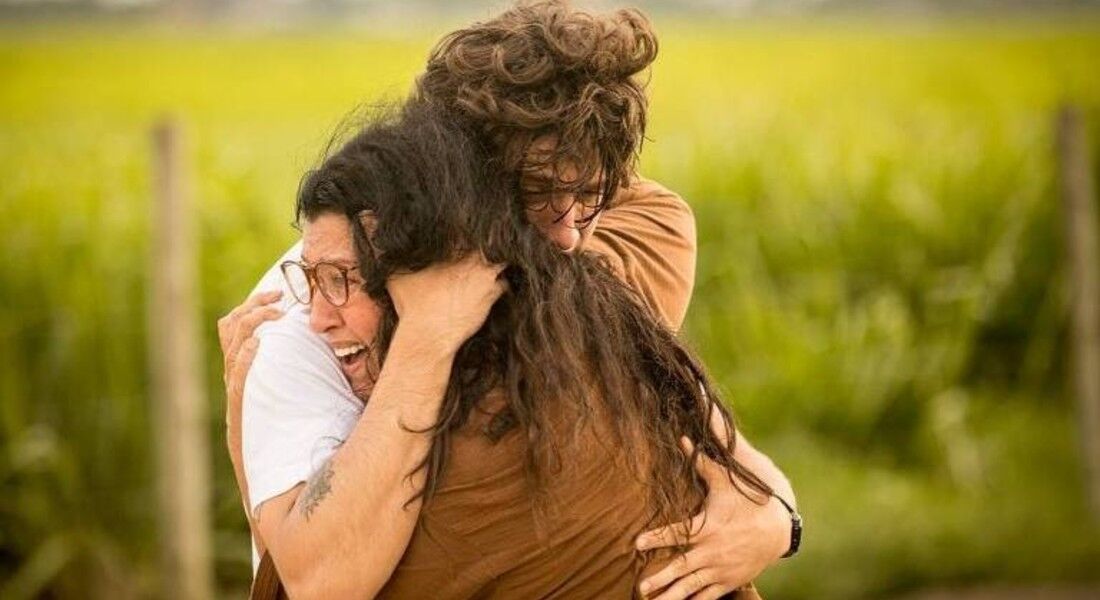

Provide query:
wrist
left=391, top=322, right=463, bottom=358
left=373, top=326, right=460, bottom=425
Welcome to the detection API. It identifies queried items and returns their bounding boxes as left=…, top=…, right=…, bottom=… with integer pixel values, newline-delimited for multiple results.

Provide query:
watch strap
left=772, top=493, right=802, bottom=558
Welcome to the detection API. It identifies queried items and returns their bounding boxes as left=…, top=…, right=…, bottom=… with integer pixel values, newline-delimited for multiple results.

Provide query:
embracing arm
left=250, top=254, right=503, bottom=599
left=714, top=404, right=797, bottom=539
left=587, top=177, right=697, bottom=331
left=590, top=179, right=796, bottom=598
left=632, top=411, right=794, bottom=600
left=253, top=328, right=458, bottom=598
left=220, top=253, right=503, bottom=598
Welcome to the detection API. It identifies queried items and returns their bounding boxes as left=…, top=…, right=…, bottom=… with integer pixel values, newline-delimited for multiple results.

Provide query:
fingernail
left=640, top=581, right=651, bottom=594
left=635, top=537, right=647, bottom=550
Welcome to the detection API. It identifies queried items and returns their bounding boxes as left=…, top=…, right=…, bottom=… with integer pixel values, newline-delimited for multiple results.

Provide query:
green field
left=2, top=17, right=1100, bottom=599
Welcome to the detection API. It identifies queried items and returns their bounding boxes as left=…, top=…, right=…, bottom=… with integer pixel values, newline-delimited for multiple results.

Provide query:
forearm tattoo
left=297, top=458, right=335, bottom=521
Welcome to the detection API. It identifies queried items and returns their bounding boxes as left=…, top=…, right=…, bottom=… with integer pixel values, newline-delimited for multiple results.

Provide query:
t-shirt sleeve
left=585, top=177, right=697, bottom=331
left=242, top=309, right=362, bottom=518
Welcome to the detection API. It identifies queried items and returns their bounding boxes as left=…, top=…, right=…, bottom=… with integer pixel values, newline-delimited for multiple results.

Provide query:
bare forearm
left=709, top=406, right=794, bottom=563
left=265, top=330, right=457, bottom=598
left=733, top=431, right=796, bottom=508
left=707, top=403, right=795, bottom=507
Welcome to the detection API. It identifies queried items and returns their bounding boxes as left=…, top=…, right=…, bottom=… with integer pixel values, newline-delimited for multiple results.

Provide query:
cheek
left=342, top=297, right=383, bottom=340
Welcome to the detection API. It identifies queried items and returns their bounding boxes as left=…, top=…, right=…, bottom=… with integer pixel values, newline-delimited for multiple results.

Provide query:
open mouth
left=333, top=342, right=377, bottom=401
left=334, top=343, right=368, bottom=366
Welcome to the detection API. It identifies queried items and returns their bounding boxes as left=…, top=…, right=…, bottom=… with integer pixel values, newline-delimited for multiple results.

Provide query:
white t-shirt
left=242, top=241, right=363, bottom=571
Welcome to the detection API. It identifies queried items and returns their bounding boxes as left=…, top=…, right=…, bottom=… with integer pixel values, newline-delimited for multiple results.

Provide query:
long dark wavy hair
left=416, top=0, right=656, bottom=223
left=296, top=102, right=771, bottom=537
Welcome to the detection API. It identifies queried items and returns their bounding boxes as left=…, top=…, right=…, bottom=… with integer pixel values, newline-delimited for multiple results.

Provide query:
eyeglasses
left=521, top=186, right=605, bottom=227
left=280, top=260, right=358, bottom=307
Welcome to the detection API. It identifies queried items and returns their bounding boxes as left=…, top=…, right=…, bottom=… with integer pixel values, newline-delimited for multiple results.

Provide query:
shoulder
left=242, top=308, right=361, bottom=515
left=587, top=176, right=697, bottom=330
left=246, top=307, right=360, bottom=412
left=611, top=177, right=692, bottom=217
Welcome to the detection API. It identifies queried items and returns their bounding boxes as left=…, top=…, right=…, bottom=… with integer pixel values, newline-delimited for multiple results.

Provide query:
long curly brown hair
left=296, top=102, right=772, bottom=540
left=416, top=0, right=656, bottom=223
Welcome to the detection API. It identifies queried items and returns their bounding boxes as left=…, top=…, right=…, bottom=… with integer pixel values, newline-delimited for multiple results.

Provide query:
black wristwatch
left=773, top=493, right=802, bottom=558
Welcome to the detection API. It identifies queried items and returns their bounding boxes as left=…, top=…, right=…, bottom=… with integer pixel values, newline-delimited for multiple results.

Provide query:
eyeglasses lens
left=281, top=262, right=311, bottom=305
left=314, top=263, right=349, bottom=306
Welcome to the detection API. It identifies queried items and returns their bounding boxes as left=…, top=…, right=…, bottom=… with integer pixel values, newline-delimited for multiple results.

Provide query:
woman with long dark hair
left=249, top=101, right=769, bottom=598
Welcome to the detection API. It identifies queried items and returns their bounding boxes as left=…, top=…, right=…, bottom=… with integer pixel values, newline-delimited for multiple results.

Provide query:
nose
left=308, top=293, right=343, bottom=335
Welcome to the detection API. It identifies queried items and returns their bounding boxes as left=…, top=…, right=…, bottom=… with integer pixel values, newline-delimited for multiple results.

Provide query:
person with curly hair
left=217, top=2, right=799, bottom=598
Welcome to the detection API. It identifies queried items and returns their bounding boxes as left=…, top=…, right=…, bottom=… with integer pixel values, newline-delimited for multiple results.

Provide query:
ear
left=357, top=209, right=377, bottom=234
left=357, top=209, right=379, bottom=250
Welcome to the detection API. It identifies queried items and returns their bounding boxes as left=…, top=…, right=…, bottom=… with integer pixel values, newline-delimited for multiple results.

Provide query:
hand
left=385, top=253, right=507, bottom=353
left=216, top=290, right=285, bottom=556
left=216, top=290, right=284, bottom=455
left=635, top=438, right=790, bottom=600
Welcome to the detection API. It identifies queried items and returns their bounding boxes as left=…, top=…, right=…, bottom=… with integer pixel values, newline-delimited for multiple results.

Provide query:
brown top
left=376, top=396, right=654, bottom=599
left=587, top=178, right=697, bottom=332
left=251, top=179, right=762, bottom=600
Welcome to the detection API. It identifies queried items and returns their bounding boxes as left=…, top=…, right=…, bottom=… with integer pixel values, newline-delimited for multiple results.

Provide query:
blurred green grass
left=1, top=18, right=1099, bottom=599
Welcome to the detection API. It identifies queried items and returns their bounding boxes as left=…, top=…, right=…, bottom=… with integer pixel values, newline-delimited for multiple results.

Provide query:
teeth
left=334, top=344, right=365, bottom=358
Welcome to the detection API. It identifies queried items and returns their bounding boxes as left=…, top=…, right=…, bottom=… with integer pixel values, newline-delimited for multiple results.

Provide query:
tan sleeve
left=585, top=177, right=697, bottom=331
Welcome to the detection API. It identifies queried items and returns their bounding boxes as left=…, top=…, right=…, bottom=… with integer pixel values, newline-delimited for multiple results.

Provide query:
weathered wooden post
left=149, top=117, right=214, bottom=599
left=1058, top=105, right=1100, bottom=522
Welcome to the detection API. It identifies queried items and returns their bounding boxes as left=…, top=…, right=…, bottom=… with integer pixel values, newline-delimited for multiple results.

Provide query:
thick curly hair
left=416, top=0, right=657, bottom=220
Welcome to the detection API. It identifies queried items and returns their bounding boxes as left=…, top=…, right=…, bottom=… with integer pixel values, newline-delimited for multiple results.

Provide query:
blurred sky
left=3, top=0, right=1100, bottom=21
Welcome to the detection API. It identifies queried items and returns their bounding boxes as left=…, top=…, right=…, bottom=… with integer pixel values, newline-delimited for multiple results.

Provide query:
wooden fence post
left=1058, top=104, right=1100, bottom=523
left=149, top=117, right=214, bottom=600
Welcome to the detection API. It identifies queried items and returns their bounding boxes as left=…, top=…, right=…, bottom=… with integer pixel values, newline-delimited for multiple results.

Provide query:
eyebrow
left=300, top=254, right=358, bottom=269
left=520, top=174, right=601, bottom=190
left=519, top=184, right=603, bottom=197
left=519, top=166, right=607, bottom=184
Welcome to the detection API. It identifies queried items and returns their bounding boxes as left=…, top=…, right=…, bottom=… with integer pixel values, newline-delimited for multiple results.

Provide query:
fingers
left=227, top=338, right=260, bottom=405
left=491, top=266, right=510, bottom=298
left=449, top=252, right=509, bottom=301
left=692, top=584, right=731, bottom=600
left=217, top=290, right=282, bottom=350
left=641, top=557, right=716, bottom=600
left=468, top=253, right=508, bottom=290
left=639, top=552, right=698, bottom=597
left=637, top=510, right=705, bottom=551
left=651, top=569, right=714, bottom=600
left=220, top=297, right=282, bottom=441
left=230, top=290, right=282, bottom=323
left=225, top=306, right=283, bottom=373
left=225, top=337, right=260, bottom=427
